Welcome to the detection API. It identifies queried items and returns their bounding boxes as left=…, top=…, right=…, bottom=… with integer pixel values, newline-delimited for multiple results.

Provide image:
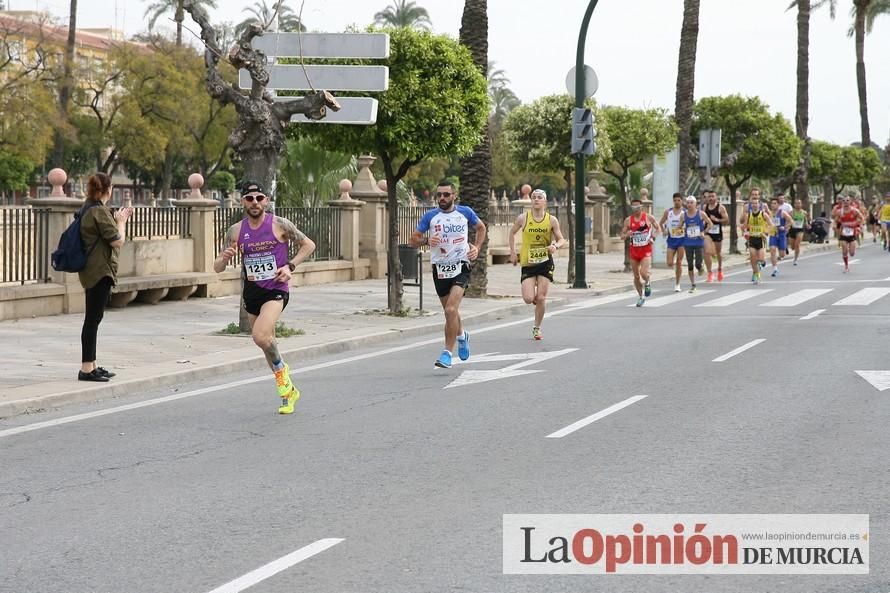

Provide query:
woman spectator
left=77, top=173, right=132, bottom=382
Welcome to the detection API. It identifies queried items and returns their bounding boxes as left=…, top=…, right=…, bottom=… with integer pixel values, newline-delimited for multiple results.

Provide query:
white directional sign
left=240, top=65, right=389, bottom=92
left=251, top=33, right=390, bottom=59
left=445, top=348, right=578, bottom=389
left=242, top=32, right=390, bottom=125
left=855, top=370, right=890, bottom=391
left=282, top=96, right=379, bottom=124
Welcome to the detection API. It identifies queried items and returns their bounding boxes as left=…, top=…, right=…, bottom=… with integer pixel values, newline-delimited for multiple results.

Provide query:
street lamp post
left=573, top=0, right=599, bottom=288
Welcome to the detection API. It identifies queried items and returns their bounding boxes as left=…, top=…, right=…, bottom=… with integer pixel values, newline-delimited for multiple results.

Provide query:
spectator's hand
left=114, top=207, right=133, bottom=223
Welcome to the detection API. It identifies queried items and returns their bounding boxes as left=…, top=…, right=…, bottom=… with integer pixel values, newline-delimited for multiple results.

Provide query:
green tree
left=235, top=0, right=306, bottom=36
left=143, top=0, right=218, bottom=46
left=693, top=95, right=801, bottom=253
left=601, top=106, right=678, bottom=270
left=276, top=137, right=357, bottom=207
left=674, top=0, right=700, bottom=191
left=0, top=151, right=34, bottom=202
left=373, top=0, right=432, bottom=30
left=208, top=170, right=236, bottom=199
left=809, top=140, right=843, bottom=209
left=502, top=94, right=610, bottom=283
left=303, top=28, right=487, bottom=313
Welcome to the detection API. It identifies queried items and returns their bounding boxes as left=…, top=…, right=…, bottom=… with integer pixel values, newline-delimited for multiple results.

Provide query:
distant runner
left=620, top=196, right=660, bottom=306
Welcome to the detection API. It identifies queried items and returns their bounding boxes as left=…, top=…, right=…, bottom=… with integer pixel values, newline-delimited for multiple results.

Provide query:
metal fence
left=214, top=207, right=342, bottom=266
left=113, top=206, right=191, bottom=240
left=0, top=207, right=50, bottom=285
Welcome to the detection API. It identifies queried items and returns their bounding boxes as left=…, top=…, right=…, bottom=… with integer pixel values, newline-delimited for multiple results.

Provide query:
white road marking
left=204, top=539, right=343, bottom=593
left=760, top=289, right=833, bottom=307
left=855, top=370, right=890, bottom=392
left=546, top=395, right=647, bottom=438
left=558, top=292, right=637, bottom=311
left=833, top=259, right=860, bottom=266
left=630, top=289, right=714, bottom=308
left=694, top=289, right=772, bottom=307
left=445, top=348, right=577, bottom=389
left=799, top=309, right=825, bottom=320
left=832, top=287, right=890, bottom=306
left=712, top=339, right=766, bottom=362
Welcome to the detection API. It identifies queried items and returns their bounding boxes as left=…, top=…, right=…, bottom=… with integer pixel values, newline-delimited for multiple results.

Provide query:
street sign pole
left=573, top=0, right=599, bottom=289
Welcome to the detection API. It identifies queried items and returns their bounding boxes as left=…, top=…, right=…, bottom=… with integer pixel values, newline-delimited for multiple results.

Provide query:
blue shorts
left=769, top=233, right=788, bottom=251
left=666, top=237, right=685, bottom=251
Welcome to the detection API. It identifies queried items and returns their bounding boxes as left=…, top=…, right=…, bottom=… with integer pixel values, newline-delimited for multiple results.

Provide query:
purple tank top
left=237, top=213, right=290, bottom=292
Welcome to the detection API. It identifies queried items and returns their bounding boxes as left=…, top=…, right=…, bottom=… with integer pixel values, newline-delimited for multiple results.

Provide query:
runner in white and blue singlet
left=410, top=180, right=486, bottom=369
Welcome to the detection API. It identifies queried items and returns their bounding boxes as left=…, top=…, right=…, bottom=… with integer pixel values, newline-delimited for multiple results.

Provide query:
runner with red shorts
left=622, top=197, right=661, bottom=307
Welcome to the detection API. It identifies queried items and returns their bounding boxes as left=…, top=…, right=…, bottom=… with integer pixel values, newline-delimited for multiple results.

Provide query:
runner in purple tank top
left=213, top=180, right=316, bottom=414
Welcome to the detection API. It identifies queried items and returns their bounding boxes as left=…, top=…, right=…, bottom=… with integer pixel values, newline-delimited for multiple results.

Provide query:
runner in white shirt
left=410, top=180, right=486, bottom=369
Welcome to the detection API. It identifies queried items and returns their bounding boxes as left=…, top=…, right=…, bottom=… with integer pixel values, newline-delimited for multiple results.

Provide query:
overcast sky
left=25, top=0, right=890, bottom=147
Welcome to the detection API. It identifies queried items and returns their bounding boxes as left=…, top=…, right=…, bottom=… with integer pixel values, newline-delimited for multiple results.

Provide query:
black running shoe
left=96, top=367, right=116, bottom=378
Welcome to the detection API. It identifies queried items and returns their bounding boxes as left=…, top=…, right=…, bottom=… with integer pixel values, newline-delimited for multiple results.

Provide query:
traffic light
left=571, top=107, right=596, bottom=155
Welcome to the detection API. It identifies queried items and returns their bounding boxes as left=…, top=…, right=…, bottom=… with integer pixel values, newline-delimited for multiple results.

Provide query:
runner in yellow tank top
left=509, top=189, right=565, bottom=340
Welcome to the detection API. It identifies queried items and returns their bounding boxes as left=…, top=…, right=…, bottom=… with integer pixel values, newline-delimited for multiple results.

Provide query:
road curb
left=0, top=298, right=538, bottom=419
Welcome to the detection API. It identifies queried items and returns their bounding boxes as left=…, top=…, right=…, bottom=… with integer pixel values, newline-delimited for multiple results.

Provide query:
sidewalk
left=0, top=245, right=822, bottom=418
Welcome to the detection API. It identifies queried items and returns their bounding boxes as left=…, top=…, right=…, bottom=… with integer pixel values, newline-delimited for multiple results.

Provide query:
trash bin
left=399, top=244, right=419, bottom=280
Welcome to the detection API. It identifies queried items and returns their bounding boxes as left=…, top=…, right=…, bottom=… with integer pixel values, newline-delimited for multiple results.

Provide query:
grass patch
left=217, top=322, right=305, bottom=337
left=275, top=322, right=305, bottom=337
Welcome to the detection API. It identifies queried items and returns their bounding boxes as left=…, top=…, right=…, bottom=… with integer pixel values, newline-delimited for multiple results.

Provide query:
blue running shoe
left=636, top=297, right=645, bottom=307
left=457, top=330, right=470, bottom=361
left=644, top=281, right=651, bottom=297
left=434, top=350, right=453, bottom=369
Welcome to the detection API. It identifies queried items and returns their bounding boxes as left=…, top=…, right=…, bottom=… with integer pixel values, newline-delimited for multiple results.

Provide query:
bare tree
left=182, top=0, right=338, bottom=196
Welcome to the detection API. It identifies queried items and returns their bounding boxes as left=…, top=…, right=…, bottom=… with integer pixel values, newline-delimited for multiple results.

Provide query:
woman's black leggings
left=686, top=245, right=703, bottom=271
left=81, top=277, right=113, bottom=363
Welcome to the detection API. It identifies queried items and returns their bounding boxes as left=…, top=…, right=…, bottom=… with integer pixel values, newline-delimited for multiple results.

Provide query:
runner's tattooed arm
left=275, top=216, right=316, bottom=268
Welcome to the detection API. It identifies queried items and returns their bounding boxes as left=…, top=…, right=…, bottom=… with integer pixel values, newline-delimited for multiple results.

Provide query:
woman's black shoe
left=96, top=367, right=116, bottom=378
left=78, top=370, right=109, bottom=382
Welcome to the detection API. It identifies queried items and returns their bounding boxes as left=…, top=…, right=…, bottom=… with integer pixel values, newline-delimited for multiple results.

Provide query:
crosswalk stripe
left=633, top=289, right=715, bottom=308
left=832, top=287, right=890, bottom=306
left=760, top=289, right=833, bottom=307
left=695, top=289, right=773, bottom=307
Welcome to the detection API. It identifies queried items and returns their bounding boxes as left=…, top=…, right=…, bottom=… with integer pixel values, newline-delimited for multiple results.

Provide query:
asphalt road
left=2, top=243, right=888, bottom=593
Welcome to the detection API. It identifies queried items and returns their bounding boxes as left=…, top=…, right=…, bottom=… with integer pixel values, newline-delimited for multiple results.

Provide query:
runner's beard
left=246, top=205, right=265, bottom=221
left=438, top=197, right=455, bottom=210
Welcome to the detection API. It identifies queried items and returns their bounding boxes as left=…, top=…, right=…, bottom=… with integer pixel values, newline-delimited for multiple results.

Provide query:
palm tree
left=234, top=0, right=306, bottom=37
left=373, top=0, right=432, bottom=30
left=144, top=0, right=218, bottom=46
left=276, top=138, right=357, bottom=207
left=674, top=0, right=700, bottom=192
left=787, top=0, right=812, bottom=203
left=816, top=0, right=889, bottom=149
left=458, top=0, right=490, bottom=298
left=489, top=85, right=520, bottom=131
left=486, top=61, right=519, bottom=131
left=50, top=0, right=77, bottom=167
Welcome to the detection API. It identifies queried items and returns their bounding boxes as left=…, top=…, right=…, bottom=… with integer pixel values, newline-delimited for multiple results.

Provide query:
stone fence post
left=587, top=185, right=611, bottom=254
left=328, top=179, right=366, bottom=279
left=351, top=155, right=388, bottom=278
left=25, top=168, right=86, bottom=312
left=174, top=173, right=219, bottom=274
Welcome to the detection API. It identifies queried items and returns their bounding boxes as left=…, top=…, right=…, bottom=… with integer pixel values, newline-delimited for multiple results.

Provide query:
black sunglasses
left=243, top=194, right=266, bottom=203
left=436, top=191, right=453, bottom=198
